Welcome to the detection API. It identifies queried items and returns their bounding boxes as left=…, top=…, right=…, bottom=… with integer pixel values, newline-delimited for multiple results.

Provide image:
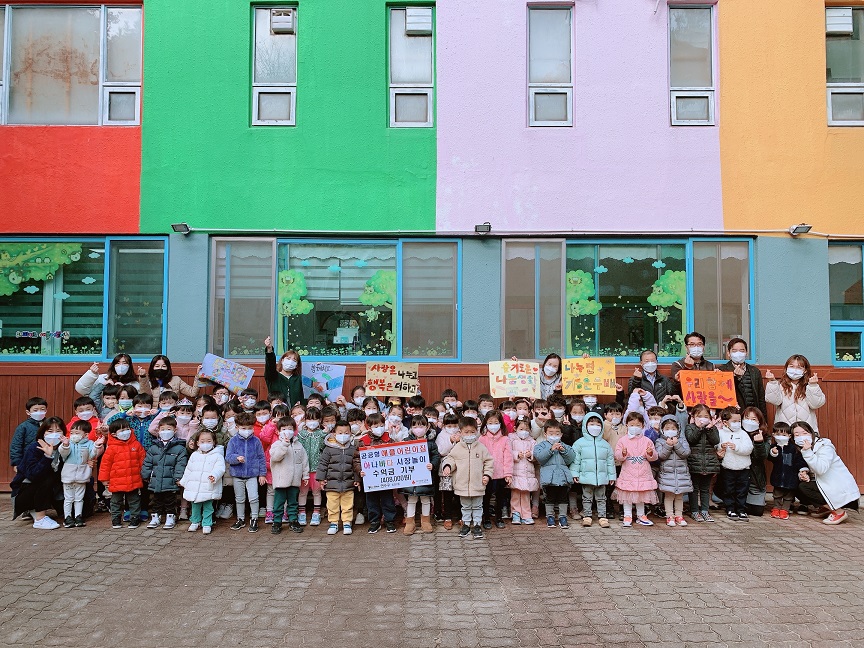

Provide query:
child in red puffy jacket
left=98, top=419, right=145, bottom=530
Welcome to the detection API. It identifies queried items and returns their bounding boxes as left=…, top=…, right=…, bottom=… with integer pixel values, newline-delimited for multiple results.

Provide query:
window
left=1, top=5, right=142, bottom=126
left=502, top=239, right=753, bottom=361
left=252, top=7, right=297, bottom=126
left=528, top=7, right=573, bottom=127
left=829, top=244, right=864, bottom=364
left=212, top=239, right=460, bottom=360
left=389, top=7, right=435, bottom=128
left=0, top=239, right=166, bottom=358
left=827, top=8, right=864, bottom=126
left=669, top=6, right=715, bottom=126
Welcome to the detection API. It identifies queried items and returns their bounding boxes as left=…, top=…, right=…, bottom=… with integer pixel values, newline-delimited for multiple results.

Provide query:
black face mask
left=152, top=369, right=169, bottom=380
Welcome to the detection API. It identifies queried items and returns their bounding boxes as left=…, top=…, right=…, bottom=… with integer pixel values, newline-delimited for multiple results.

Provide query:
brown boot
left=403, top=518, right=416, bottom=535
left=420, top=515, right=434, bottom=533
left=443, top=519, right=453, bottom=530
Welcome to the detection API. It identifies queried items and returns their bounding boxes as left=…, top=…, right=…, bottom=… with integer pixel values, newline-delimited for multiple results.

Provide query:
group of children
left=9, top=379, right=859, bottom=537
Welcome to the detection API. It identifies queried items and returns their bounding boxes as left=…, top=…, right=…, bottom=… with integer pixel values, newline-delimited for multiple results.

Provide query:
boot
left=403, top=518, right=416, bottom=535
left=420, top=515, right=434, bottom=533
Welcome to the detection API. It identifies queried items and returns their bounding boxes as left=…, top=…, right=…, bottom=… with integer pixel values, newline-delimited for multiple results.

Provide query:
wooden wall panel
left=2, top=363, right=863, bottom=490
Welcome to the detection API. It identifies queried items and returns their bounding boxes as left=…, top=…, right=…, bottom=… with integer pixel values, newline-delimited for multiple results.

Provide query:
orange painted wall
left=0, top=127, right=141, bottom=234
left=718, top=0, right=864, bottom=235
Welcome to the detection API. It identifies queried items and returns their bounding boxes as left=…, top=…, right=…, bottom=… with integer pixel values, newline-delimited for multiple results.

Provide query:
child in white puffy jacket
left=179, top=430, right=225, bottom=534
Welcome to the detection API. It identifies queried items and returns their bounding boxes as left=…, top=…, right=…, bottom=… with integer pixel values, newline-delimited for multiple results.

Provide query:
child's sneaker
left=310, top=512, right=321, bottom=526
left=675, top=516, right=688, bottom=527
left=512, top=512, right=522, bottom=525
left=63, top=516, right=75, bottom=528
left=33, top=517, right=60, bottom=530
left=343, top=523, right=353, bottom=535
left=203, top=526, right=212, bottom=535
left=147, top=514, right=161, bottom=529
left=726, top=511, right=739, bottom=520
left=385, top=521, right=397, bottom=533
left=127, top=520, right=139, bottom=529
left=737, top=512, right=749, bottom=522
left=778, top=510, right=789, bottom=520
left=598, top=518, right=610, bottom=528
left=178, top=507, right=188, bottom=521
left=264, top=511, right=274, bottom=524
left=823, top=510, right=848, bottom=525
left=472, top=524, right=484, bottom=539
left=666, top=517, right=676, bottom=527
left=298, top=512, right=307, bottom=526
left=230, top=518, right=245, bottom=531
left=355, top=513, right=365, bottom=525
left=327, top=523, right=339, bottom=535
left=582, top=517, right=592, bottom=527
left=558, top=515, right=569, bottom=529
left=770, top=508, right=781, bottom=519
left=636, top=515, right=653, bottom=526
left=123, top=510, right=131, bottom=522
left=139, top=510, right=149, bottom=521
left=691, top=511, right=704, bottom=522
left=459, top=524, right=471, bottom=538
left=521, top=517, right=535, bottom=525
left=289, top=521, right=304, bottom=533
left=74, top=516, right=86, bottom=528
left=368, top=523, right=381, bottom=534
left=163, top=514, right=176, bottom=530
left=703, top=512, right=716, bottom=522
left=546, top=515, right=556, bottom=528
left=271, top=522, right=282, bottom=535
left=248, top=518, right=259, bottom=533
left=188, top=523, right=200, bottom=532
left=622, top=516, right=632, bottom=527
left=112, top=517, right=123, bottom=529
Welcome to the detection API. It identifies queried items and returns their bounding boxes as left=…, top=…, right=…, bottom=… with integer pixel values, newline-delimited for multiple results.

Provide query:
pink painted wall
left=435, top=1, right=723, bottom=233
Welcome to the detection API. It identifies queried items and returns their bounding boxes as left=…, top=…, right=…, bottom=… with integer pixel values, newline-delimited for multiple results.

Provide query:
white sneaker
left=355, top=513, right=365, bottom=525
left=188, top=523, right=200, bottom=532
left=343, top=523, right=353, bottom=535
left=147, top=514, right=161, bottom=529
left=163, top=514, right=176, bottom=530
left=217, top=504, right=233, bottom=519
left=203, top=526, right=212, bottom=535
left=33, top=517, right=59, bottom=530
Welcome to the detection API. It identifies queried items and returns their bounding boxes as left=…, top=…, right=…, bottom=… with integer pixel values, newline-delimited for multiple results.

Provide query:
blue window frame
left=829, top=243, right=864, bottom=365
left=0, top=236, right=168, bottom=361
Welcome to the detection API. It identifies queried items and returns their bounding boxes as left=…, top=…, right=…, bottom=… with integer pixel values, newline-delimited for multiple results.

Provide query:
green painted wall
left=140, top=0, right=436, bottom=233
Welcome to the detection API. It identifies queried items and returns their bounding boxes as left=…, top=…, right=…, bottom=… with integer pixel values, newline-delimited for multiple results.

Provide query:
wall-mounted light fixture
left=171, top=223, right=191, bottom=235
left=474, top=222, right=492, bottom=234
left=789, top=223, right=813, bottom=236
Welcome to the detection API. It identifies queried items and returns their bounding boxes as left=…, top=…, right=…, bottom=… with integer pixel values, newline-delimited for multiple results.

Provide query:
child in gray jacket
left=654, top=415, right=692, bottom=527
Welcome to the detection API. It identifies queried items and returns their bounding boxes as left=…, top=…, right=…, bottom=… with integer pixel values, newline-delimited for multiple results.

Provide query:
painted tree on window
left=277, top=269, right=313, bottom=352
left=359, top=270, right=397, bottom=355
left=0, top=243, right=83, bottom=296
left=565, top=269, right=602, bottom=355
left=647, top=269, right=687, bottom=350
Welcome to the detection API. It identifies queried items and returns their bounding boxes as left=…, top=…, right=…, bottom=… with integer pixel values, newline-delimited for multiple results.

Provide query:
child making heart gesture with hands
left=612, top=412, right=658, bottom=527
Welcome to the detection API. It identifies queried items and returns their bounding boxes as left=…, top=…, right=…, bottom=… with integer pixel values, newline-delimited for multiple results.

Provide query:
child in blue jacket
left=569, top=412, right=616, bottom=528
left=534, top=420, right=576, bottom=529
left=226, top=412, right=268, bottom=533
left=10, top=397, right=49, bottom=472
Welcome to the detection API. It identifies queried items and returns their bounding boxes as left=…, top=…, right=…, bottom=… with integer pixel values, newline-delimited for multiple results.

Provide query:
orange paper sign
left=679, top=371, right=737, bottom=408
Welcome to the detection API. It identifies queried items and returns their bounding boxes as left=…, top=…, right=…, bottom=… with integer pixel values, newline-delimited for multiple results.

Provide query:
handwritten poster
left=680, top=371, right=737, bottom=408
left=561, top=357, right=617, bottom=396
left=359, top=440, right=432, bottom=492
left=302, top=362, right=346, bottom=402
left=365, top=362, right=420, bottom=397
left=488, top=361, right=541, bottom=399
left=195, top=354, right=255, bottom=394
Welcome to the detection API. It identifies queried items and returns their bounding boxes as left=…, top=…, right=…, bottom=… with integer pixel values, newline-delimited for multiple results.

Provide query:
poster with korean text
left=365, top=362, right=420, bottom=397
left=561, top=357, right=617, bottom=396
left=680, top=371, right=737, bottom=408
left=359, top=440, right=432, bottom=492
left=301, top=362, right=346, bottom=402
left=488, top=360, right=541, bottom=399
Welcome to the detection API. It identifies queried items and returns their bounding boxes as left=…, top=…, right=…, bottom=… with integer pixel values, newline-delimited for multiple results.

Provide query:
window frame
left=527, top=5, right=574, bottom=128
left=0, top=236, right=168, bottom=362
left=668, top=4, right=716, bottom=127
left=829, top=242, right=864, bottom=365
left=388, top=6, right=436, bottom=129
left=0, top=4, right=142, bottom=127
left=210, top=237, right=462, bottom=362
left=826, top=7, right=864, bottom=127
left=501, top=237, right=755, bottom=363
left=251, top=5, right=298, bottom=127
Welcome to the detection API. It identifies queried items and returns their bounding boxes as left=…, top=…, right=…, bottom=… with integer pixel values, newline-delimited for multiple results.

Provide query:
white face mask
left=786, top=368, right=805, bottom=381
left=116, top=430, right=132, bottom=441
left=486, top=423, right=501, bottom=434
left=293, top=414, right=304, bottom=424
left=350, top=423, right=361, bottom=433
left=77, top=410, right=95, bottom=421
left=504, top=410, right=517, bottom=419
left=642, top=361, right=657, bottom=374
left=114, top=363, right=130, bottom=375
left=742, top=420, right=760, bottom=433
left=587, top=424, right=602, bottom=437
left=610, top=416, right=622, bottom=426
left=730, top=351, right=747, bottom=364
left=134, top=408, right=150, bottom=417
left=662, top=429, right=678, bottom=439
left=279, top=429, right=294, bottom=442
left=44, top=432, right=63, bottom=446
left=202, top=418, right=219, bottom=429
left=465, top=412, right=478, bottom=419
left=794, top=435, right=810, bottom=447
left=30, top=410, right=47, bottom=421
left=70, top=433, right=84, bottom=444
left=412, top=427, right=427, bottom=437
left=444, top=426, right=459, bottom=435
left=159, top=429, right=175, bottom=441
left=365, top=409, right=378, bottom=416
left=517, top=429, right=531, bottom=439
left=256, top=414, right=270, bottom=424
left=388, top=415, right=402, bottom=425
left=688, top=346, right=704, bottom=359
left=216, top=394, right=229, bottom=405
left=695, top=417, right=711, bottom=428
left=198, top=442, right=214, bottom=453
left=354, top=396, right=365, bottom=406
left=335, top=433, right=351, bottom=445
left=627, top=426, right=642, bottom=438
left=546, top=435, right=561, bottom=444
left=238, top=428, right=254, bottom=439
left=243, top=397, right=256, bottom=408
left=572, top=414, right=585, bottom=423
left=282, top=359, right=298, bottom=371
left=305, top=420, right=320, bottom=430
left=649, top=418, right=662, bottom=430
left=543, top=364, right=558, bottom=377
left=462, top=434, right=477, bottom=444
left=371, top=426, right=385, bottom=437
left=322, top=422, right=333, bottom=432
left=478, top=407, right=492, bottom=417
left=551, top=408, right=565, bottom=419
left=583, top=397, right=597, bottom=407
left=728, top=422, right=742, bottom=433
left=774, top=435, right=790, bottom=447
left=176, top=414, right=192, bottom=424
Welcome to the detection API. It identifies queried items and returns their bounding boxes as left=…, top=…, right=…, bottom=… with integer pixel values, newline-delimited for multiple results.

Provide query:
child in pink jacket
left=479, top=412, right=514, bottom=529
left=613, top=411, right=658, bottom=528
left=509, top=418, right=538, bottom=525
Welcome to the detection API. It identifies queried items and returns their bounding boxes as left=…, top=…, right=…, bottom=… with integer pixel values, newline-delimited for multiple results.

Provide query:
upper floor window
left=252, top=6, right=297, bottom=126
left=829, top=244, right=864, bottom=365
left=826, top=7, right=864, bottom=126
left=527, top=7, right=573, bottom=127
left=0, top=5, right=142, bottom=126
left=389, top=7, right=435, bottom=128
left=669, top=6, right=715, bottom=126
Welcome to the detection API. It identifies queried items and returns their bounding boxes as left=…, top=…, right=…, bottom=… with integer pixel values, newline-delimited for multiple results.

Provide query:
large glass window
left=402, top=242, right=458, bottom=357
left=827, top=8, right=864, bottom=125
left=829, top=244, right=864, bottom=365
left=0, top=239, right=165, bottom=358
left=2, top=5, right=142, bottom=126
left=669, top=6, right=715, bottom=126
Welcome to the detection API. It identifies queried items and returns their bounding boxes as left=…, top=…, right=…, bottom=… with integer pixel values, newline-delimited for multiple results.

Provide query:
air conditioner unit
left=405, top=7, right=433, bottom=36
left=826, top=7, right=854, bottom=35
left=271, top=8, right=295, bottom=34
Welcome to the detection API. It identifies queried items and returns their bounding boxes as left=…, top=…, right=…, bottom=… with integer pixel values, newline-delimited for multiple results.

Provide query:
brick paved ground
left=1, top=509, right=863, bottom=648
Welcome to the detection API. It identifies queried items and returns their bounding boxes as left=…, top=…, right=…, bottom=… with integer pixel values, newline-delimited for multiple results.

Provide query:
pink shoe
left=264, top=511, right=274, bottom=524
left=622, top=516, right=632, bottom=527
left=674, top=516, right=688, bottom=527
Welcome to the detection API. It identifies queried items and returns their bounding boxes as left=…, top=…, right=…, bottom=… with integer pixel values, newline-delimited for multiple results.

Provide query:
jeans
left=233, top=477, right=260, bottom=520
left=326, top=490, right=354, bottom=524
left=542, top=485, right=569, bottom=517
left=190, top=501, right=214, bottom=527
left=722, top=468, right=749, bottom=514
left=460, top=495, right=483, bottom=525
left=366, top=490, right=396, bottom=525
left=690, top=473, right=714, bottom=513
left=581, top=484, right=608, bottom=519
left=273, top=486, right=300, bottom=523
left=63, top=482, right=86, bottom=517
left=110, top=490, right=140, bottom=522
left=483, top=478, right=507, bottom=521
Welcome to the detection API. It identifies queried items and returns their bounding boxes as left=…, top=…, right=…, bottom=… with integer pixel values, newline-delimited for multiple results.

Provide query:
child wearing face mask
left=716, top=407, right=754, bottom=521
left=267, top=418, right=310, bottom=535
left=684, top=404, right=721, bottom=522
left=213, top=386, right=232, bottom=408
left=612, top=413, right=658, bottom=527
left=318, top=421, right=359, bottom=535
left=581, top=395, right=602, bottom=416
left=533, top=421, right=577, bottom=528
left=97, top=385, right=121, bottom=423
left=252, top=401, right=279, bottom=524
left=178, top=430, right=225, bottom=535
left=399, top=416, right=440, bottom=535
left=654, top=416, right=692, bottom=527
left=58, top=420, right=103, bottom=528
left=356, top=413, right=398, bottom=534
left=97, top=419, right=145, bottom=529
left=739, top=407, right=770, bottom=517
left=386, top=405, right=409, bottom=442
left=195, top=405, right=233, bottom=520
left=10, top=396, right=50, bottom=474
left=156, top=391, right=178, bottom=415
left=441, top=417, right=494, bottom=539
left=478, top=412, right=513, bottom=530
left=509, top=418, right=538, bottom=525
left=226, top=412, right=267, bottom=532
left=569, top=412, right=615, bottom=528
left=436, top=412, right=462, bottom=529
left=142, top=417, right=188, bottom=530
left=767, top=422, right=805, bottom=520
left=296, top=407, right=327, bottom=526
left=149, top=400, right=198, bottom=443
left=239, top=388, right=259, bottom=413
left=263, top=337, right=304, bottom=407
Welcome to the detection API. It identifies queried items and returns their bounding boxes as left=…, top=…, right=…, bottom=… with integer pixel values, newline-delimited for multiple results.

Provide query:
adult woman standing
left=264, top=336, right=304, bottom=407
left=765, top=355, right=825, bottom=431
left=74, top=354, right=141, bottom=397
left=138, top=355, right=200, bottom=402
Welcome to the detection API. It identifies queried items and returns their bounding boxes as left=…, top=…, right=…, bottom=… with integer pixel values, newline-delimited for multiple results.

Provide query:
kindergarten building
left=2, top=0, right=864, bottom=488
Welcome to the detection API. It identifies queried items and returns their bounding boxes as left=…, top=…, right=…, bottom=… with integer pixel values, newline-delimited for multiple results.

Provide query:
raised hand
left=89, top=362, right=100, bottom=374
left=809, top=373, right=819, bottom=384
left=264, top=336, right=273, bottom=350
left=765, top=369, right=775, bottom=380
